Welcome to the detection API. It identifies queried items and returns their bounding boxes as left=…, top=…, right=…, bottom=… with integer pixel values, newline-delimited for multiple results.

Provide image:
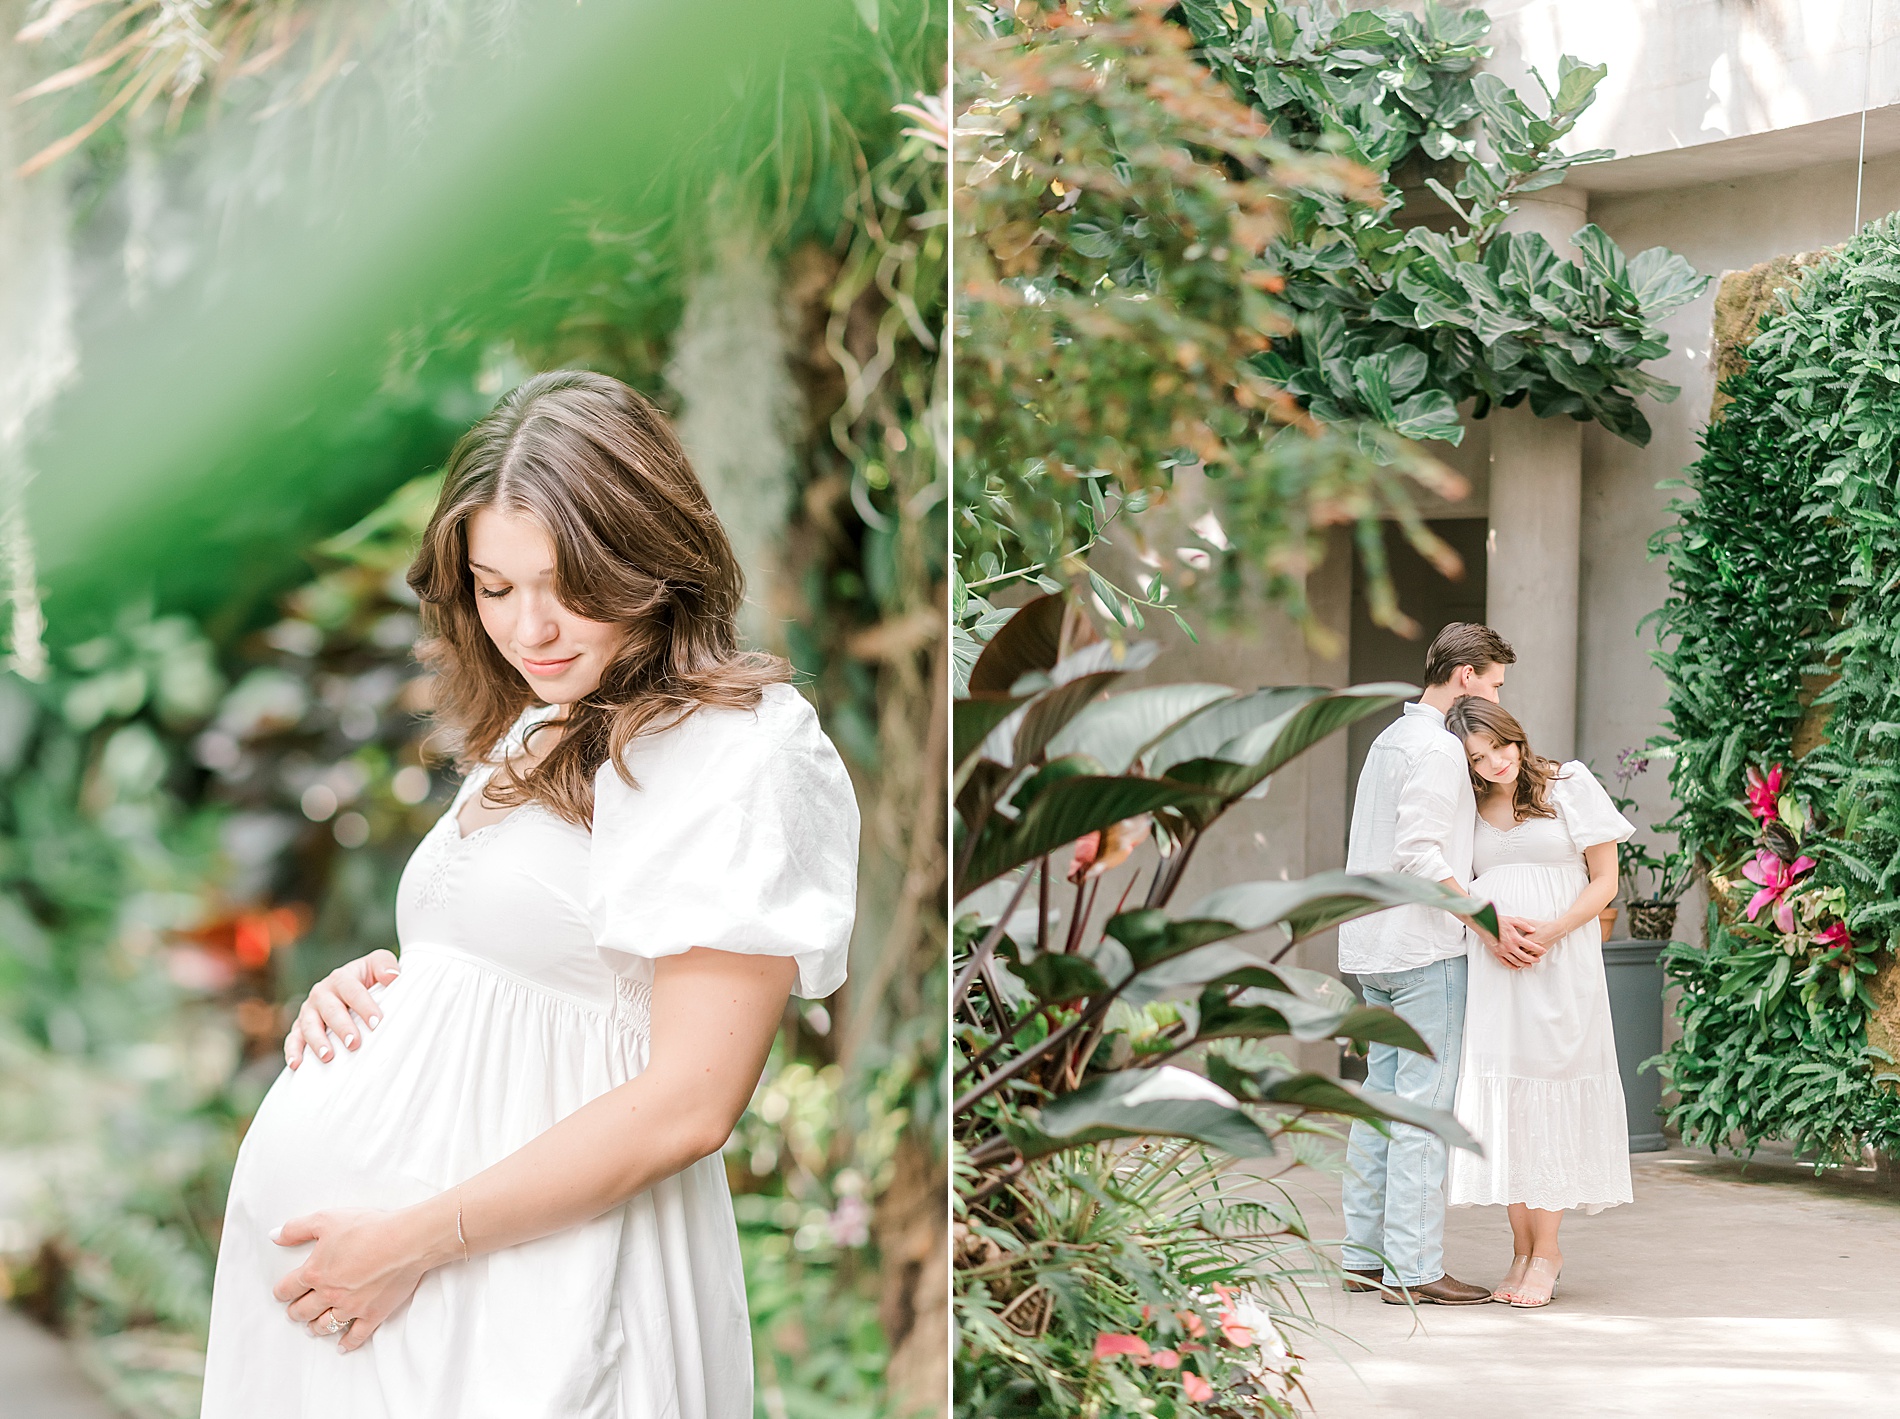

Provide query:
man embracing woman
left=1336, top=623, right=1635, bottom=1310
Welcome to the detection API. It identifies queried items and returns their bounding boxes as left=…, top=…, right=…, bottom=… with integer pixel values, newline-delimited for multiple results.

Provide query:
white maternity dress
left=1447, top=762, right=1634, bottom=1215
left=200, top=683, right=859, bottom=1418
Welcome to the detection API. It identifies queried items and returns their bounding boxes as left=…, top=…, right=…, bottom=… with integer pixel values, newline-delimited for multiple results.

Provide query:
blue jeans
left=1340, top=955, right=1467, bottom=1287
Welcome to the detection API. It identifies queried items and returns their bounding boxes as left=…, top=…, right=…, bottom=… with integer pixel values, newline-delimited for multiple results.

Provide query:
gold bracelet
left=456, top=1202, right=469, bottom=1261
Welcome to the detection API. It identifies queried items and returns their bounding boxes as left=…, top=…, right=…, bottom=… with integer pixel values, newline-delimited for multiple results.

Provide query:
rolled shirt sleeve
left=1391, top=748, right=1468, bottom=886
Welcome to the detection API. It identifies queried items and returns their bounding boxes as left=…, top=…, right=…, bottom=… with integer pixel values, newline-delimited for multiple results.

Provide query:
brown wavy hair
left=1444, top=696, right=1558, bottom=822
left=407, top=369, right=789, bottom=828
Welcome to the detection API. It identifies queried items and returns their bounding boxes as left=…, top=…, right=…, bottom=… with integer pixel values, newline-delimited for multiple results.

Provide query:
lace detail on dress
left=412, top=764, right=558, bottom=913
left=411, top=814, right=463, bottom=912
left=611, top=974, right=653, bottom=1042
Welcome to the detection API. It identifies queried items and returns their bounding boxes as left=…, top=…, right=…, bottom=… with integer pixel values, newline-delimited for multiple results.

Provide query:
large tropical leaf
left=1012, top=1066, right=1278, bottom=1160
left=1146, top=685, right=1326, bottom=774
left=954, top=694, right=1026, bottom=774
left=1104, top=907, right=1266, bottom=972
left=971, top=639, right=1159, bottom=767
left=956, top=774, right=1225, bottom=895
left=1205, top=1059, right=1482, bottom=1152
left=1104, top=873, right=1498, bottom=1004
left=1190, top=870, right=1501, bottom=945
left=1116, top=941, right=1279, bottom=1006
left=1008, top=669, right=1124, bottom=768
left=1012, top=951, right=1109, bottom=1004
left=966, top=594, right=1068, bottom=694
left=1154, top=683, right=1417, bottom=808
left=1045, top=683, right=1237, bottom=774
left=1195, top=985, right=1432, bottom=1054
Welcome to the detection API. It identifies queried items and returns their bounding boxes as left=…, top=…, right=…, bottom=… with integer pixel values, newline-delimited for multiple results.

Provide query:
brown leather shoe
left=1342, top=1267, right=1384, bottom=1294
left=1380, top=1273, right=1493, bottom=1306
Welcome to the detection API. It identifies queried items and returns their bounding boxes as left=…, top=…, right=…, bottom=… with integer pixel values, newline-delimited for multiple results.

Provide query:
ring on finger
left=319, top=1310, right=354, bottom=1336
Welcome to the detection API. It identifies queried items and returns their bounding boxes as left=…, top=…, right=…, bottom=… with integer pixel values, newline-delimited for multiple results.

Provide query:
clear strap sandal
left=1491, top=1254, right=1532, bottom=1303
left=1509, top=1256, right=1562, bottom=1308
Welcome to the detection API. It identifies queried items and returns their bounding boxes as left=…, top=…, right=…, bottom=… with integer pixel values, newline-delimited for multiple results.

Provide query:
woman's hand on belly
left=271, top=1205, right=456, bottom=1352
left=285, top=950, right=403, bottom=1068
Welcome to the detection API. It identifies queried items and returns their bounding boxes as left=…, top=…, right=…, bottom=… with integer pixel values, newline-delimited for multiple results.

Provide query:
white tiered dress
left=200, top=683, right=859, bottom=1418
left=1447, top=762, right=1634, bottom=1215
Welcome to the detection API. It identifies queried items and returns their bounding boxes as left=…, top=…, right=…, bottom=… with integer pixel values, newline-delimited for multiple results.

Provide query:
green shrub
left=1651, top=216, right=1900, bottom=1162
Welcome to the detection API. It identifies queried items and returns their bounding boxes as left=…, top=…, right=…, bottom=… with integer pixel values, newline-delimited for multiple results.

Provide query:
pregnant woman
left=200, top=370, right=859, bottom=1417
left=1442, top=696, right=1633, bottom=1310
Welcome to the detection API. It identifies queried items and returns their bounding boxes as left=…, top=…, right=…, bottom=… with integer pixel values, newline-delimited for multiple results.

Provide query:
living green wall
left=1651, top=218, right=1900, bottom=1163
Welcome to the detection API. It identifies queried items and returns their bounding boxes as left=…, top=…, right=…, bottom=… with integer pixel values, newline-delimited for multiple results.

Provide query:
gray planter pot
left=1603, top=938, right=1668, bottom=1152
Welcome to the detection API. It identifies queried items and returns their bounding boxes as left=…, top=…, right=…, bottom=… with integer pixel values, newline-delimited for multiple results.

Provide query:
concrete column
left=1485, top=185, right=1588, bottom=760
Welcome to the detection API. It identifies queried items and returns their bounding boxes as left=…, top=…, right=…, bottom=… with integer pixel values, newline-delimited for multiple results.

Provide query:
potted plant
left=1607, top=749, right=1691, bottom=940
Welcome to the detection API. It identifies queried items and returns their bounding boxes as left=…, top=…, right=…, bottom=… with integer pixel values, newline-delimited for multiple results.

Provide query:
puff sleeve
left=586, top=684, right=860, bottom=999
left=1551, top=761, right=1634, bottom=852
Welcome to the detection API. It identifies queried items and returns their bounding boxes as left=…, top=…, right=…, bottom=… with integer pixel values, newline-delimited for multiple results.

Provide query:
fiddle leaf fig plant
left=1185, top=0, right=1710, bottom=449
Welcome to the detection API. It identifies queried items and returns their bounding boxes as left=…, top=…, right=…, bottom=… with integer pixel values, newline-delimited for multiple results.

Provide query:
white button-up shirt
left=1336, top=701, right=1476, bottom=975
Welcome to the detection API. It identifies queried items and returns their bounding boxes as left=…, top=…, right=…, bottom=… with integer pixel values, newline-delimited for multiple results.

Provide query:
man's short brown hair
left=1423, top=622, right=1515, bottom=687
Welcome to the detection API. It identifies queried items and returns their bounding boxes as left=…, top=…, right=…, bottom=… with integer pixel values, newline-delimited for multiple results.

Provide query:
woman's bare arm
left=1515, top=841, right=1619, bottom=949
left=270, top=946, right=795, bottom=1349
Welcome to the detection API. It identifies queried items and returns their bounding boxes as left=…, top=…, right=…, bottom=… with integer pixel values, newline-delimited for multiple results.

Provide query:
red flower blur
left=1092, top=1332, right=1150, bottom=1363
left=1068, top=815, right=1152, bottom=884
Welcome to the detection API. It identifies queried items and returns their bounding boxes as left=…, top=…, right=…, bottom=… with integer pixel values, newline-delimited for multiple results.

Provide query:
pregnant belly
left=228, top=947, right=641, bottom=1233
left=231, top=987, right=433, bottom=1227
left=1471, top=861, right=1588, bottom=920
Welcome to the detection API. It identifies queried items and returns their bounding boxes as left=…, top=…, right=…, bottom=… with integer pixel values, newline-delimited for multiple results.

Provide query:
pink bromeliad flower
left=1815, top=921, right=1853, bottom=953
left=1741, top=848, right=1815, bottom=932
left=1744, top=763, right=1785, bottom=822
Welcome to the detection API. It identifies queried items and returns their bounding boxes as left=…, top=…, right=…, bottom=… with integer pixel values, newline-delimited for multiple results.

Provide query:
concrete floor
left=0, top=1309, right=119, bottom=1419
left=1276, top=1146, right=1900, bottom=1417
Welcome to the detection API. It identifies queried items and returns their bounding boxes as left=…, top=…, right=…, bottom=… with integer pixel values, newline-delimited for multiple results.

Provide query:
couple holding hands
left=1338, top=623, right=1635, bottom=1311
